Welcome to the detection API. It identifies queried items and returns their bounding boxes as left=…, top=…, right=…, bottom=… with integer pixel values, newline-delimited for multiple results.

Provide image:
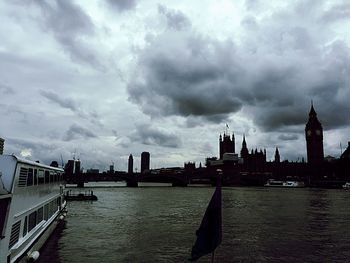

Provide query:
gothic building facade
left=206, top=103, right=350, bottom=187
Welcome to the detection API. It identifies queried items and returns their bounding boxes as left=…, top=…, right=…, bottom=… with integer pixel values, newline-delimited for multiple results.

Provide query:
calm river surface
left=38, top=185, right=350, bottom=263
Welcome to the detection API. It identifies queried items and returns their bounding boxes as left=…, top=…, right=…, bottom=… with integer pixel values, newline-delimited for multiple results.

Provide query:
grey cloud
left=0, top=82, right=15, bottom=94
left=158, top=4, right=191, bottom=30
left=245, top=0, right=260, bottom=11
left=40, top=90, right=78, bottom=112
left=128, top=1, right=350, bottom=132
left=9, top=0, right=102, bottom=70
left=5, top=137, right=61, bottom=165
left=128, top=33, right=243, bottom=124
left=278, top=134, right=299, bottom=141
left=40, top=90, right=102, bottom=126
left=129, top=124, right=181, bottom=148
left=105, top=0, right=137, bottom=12
left=37, top=0, right=103, bottom=69
left=63, top=124, right=97, bottom=141
left=321, top=3, right=350, bottom=23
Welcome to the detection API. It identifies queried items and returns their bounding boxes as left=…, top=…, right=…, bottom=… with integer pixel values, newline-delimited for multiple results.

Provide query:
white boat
left=264, top=179, right=305, bottom=188
left=342, top=182, right=350, bottom=189
left=0, top=155, right=67, bottom=263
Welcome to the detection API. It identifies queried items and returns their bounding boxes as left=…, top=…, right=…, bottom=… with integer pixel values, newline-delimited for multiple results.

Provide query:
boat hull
left=9, top=207, right=67, bottom=263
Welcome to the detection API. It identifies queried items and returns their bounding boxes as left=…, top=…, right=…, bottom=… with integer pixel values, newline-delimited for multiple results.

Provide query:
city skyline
left=1, top=0, right=350, bottom=170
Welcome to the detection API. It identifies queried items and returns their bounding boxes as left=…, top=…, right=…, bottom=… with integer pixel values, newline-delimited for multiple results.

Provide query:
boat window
left=23, top=216, right=27, bottom=237
left=34, top=169, right=38, bottom=185
left=45, top=171, right=50, bottom=184
left=38, top=170, right=44, bottom=184
left=50, top=171, right=54, bottom=183
left=0, top=198, right=10, bottom=238
left=27, top=168, right=34, bottom=186
left=37, top=207, right=43, bottom=223
left=18, top=167, right=28, bottom=187
left=44, top=204, right=49, bottom=220
left=9, top=221, right=21, bottom=249
left=28, top=211, right=37, bottom=232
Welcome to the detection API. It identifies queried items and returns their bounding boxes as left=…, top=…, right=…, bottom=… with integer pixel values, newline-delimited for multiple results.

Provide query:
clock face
left=307, top=130, right=311, bottom=136
left=316, top=130, right=321, bottom=135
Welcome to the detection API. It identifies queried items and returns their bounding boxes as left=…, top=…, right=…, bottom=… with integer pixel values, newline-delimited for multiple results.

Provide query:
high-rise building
left=64, top=159, right=81, bottom=176
left=0, top=138, right=4, bottom=155
left=305, top=103, right=324, bottom=165
left=141, top=152, right=150, bottom=173
left=219, top=133, right=235, bottom=159
left=128, top=154, right=133, bottom=174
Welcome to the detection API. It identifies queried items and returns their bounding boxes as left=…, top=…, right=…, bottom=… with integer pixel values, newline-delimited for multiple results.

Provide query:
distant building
left=65, top=159, right=81, bottom=177
left=141, top=152, right=150, bottom=173
left=109, top=164, right=114, bottom=174
left=86, top=168, right=100, bottom=174
left=128, top=154, right=133, bottom=174
left=219, top=133, right=235, bottom=159
left=239, top=135, right=266, bottom=168
left=274, top=147, right=280, bottom=163
left=0, top=137, right=4, bottom=155
left=305, top=103, right=324, bottom=165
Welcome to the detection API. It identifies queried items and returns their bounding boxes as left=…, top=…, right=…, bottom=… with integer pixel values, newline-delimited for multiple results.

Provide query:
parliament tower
left=219, top=133, right=235, bottom=159
left=305, top=103, right=324, bottom=165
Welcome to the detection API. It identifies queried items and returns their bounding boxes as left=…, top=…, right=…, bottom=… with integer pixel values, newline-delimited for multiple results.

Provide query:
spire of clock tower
left=305, top=103, right=324, bottom=165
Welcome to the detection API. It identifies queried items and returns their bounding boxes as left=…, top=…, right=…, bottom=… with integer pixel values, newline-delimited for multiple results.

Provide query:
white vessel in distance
left=0, top=155, right=67, bottom=263
left=264, top=179, right=305, bottom=188
left=342, top=182, right=350, bottom=189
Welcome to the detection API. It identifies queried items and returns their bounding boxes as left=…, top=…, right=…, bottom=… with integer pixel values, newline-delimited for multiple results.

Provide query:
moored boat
left=0, top=155, right=67, bottom=263
left=342, top=182, right=350, bottom=189
left=264, top=179, right=305, bottom=188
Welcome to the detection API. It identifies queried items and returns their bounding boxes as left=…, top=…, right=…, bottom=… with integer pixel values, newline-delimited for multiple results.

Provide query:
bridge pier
left=77, top=181, right=85, bottom=188
left=172, top=181, right=188, bottom=187
left=126, top=180, right=138, bottom=187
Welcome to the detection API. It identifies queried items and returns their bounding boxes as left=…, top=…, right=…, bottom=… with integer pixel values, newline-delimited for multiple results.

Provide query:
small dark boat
left=64, top=190, right=98, bottom=201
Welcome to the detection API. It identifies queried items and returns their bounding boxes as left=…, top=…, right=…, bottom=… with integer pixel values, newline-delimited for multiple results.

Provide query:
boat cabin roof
left=0, top=155, right=63, bottom=195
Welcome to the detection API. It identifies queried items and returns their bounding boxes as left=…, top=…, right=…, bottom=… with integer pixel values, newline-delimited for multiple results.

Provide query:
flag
left=190, top=178, right=222, bottom=261
left=226, top=124, right=229, bottom=129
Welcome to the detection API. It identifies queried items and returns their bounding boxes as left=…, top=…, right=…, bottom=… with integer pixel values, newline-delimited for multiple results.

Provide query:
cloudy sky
left=1, top=0, right=350, bottom=171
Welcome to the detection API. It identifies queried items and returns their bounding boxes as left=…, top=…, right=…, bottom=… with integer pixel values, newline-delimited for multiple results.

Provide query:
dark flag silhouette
left=190, top=177, right=222, bottom=261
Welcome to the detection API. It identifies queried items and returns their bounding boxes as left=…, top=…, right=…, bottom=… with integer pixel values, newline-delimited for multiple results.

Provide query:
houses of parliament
left=206, top=104, right=350, bottom=187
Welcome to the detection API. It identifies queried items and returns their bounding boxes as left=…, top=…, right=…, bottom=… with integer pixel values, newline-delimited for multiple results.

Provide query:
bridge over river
left=65, top=170, right=218, bottom=187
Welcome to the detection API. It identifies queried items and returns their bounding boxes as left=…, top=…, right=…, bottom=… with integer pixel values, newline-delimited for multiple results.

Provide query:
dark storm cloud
left=129, top=124, right=181, bottom=148
left=128, top=1, right=350, bottom=132
left=63, top=124, right=97, bottom=141
left=105, top=0, right=137, bottom=12
left=128, top=33, right=243, bottom=124
left=0, top=82, right=15, bottom=95
left=158, top=5, right=191, bottom=30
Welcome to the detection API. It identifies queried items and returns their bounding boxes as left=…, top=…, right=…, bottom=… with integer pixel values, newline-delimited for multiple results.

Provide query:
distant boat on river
left=264, top=179, right=305, bottom=188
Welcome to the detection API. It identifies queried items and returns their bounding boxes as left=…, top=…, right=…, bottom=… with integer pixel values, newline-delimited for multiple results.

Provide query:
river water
left=38, top=185, right=350, bottom=263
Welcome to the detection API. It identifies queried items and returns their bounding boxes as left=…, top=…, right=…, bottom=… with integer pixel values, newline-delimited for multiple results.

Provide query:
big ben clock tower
left=305, top=103, right=324, bottom=165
